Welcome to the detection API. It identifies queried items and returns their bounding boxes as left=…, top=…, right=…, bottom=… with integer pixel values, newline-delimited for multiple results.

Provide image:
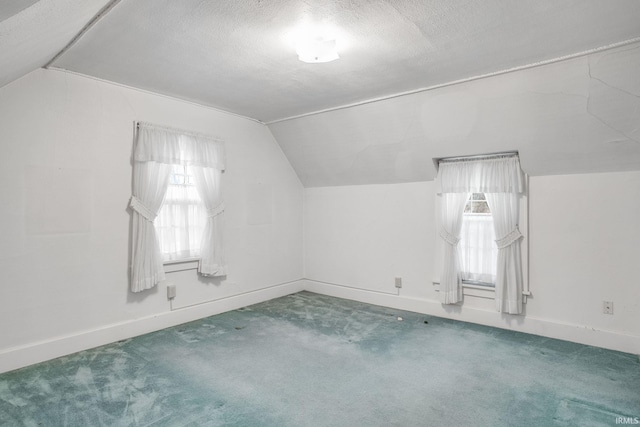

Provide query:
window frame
left=163, top=258, right=199, bottom=272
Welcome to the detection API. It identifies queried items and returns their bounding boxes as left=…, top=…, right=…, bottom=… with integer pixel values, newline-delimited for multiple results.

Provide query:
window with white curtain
left=155, top=164, right=207, bottom=262
left=435, top=153, right=529, bottom=314
left=129, top=122, right=226, bottom=293
left=460, top=193, right=497, bottom=286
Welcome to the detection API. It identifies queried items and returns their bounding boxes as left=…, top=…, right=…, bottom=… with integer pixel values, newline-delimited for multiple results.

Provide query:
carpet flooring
left=0, top=291, right=638, bottom=426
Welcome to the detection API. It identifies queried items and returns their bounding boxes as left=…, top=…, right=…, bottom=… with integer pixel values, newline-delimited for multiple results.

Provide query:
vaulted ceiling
left=1, top=0, right=640, bottom=185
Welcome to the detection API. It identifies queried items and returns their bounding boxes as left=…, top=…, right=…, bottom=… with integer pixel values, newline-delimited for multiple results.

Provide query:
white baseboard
left=0, top=280, right=305, bottom=374
left=303, top=279, right=640, bottom=355
left=3, top=278, right=637, bottom=374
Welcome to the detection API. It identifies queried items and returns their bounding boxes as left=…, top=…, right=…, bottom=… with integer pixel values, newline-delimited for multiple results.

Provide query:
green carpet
left=1, top=291, right=638, bottom=426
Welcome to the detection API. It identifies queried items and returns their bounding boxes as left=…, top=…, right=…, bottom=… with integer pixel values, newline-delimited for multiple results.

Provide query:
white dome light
left=295, top=37, right=339, bottom=63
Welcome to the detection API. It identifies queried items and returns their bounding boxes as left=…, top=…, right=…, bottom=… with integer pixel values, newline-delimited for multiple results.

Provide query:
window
left=434, top=153, right=528, bottom=314
left=459, top=193, right=497, bottom=286
left=129, top=122, right=226, bottom=292
left=154, top=164, right=207, bottom=262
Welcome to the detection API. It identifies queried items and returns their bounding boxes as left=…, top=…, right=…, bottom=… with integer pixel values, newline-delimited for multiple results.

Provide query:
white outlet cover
left=167, top=284, right=176, bottom=299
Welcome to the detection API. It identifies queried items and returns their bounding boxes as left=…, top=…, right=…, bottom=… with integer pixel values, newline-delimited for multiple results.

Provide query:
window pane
left=475, top=201, right=490, bottom=213
left=461, top=192, right=496, bottom=284
left=170, top=174, right=185, bottom=185
left=155, top=165, right=207, bottom=261
left=464, top=193, right=491, bottom=214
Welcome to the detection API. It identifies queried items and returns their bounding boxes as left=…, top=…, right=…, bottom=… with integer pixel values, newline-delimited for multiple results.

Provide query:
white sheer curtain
left=155, top=164, right=207, bottom=261
left=438, top=192, right=469, bottom=304
left=130, top=161, right=172, bottom=292
left=129, top=122, right=226, bottom=292
left=486, top=192, right=523, bottom=314
left=436, top=155, right=524, bottom=313
left=193, top=165, right=226, bottom=276
left=459, top=214, right=497, bottom=284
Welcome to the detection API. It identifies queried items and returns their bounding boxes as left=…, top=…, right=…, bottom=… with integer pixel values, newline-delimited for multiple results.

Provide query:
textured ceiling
left=47, top=0, right=640, bottom=123
left=1, top=0, right=640, bottom=186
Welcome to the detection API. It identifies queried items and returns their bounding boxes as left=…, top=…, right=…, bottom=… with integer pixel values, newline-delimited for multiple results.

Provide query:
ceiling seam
left=265, top=36, right=640, bottom=125
left=43, top=0, right=125, bottom=69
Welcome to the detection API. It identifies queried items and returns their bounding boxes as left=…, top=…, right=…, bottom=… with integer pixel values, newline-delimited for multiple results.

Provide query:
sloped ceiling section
left=50, top=0, right=640, bottom=123
left=269, top=43, right=640, bottom=186
left=0, top=1, right=40, bottom=22
left=0, top=0, right=112, bottom=88
left=1, top=0, right=639, bottom=186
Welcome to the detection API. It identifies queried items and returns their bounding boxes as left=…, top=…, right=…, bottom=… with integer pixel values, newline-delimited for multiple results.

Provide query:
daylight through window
left=459, top=193, right=497, bottom=286
left=154, top=164, right=207, bottom=261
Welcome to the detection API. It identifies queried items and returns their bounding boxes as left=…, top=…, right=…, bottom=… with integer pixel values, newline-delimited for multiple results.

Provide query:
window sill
left=432, top=281, right=530, bottom=303
left=163, top=258, right=199, bottom=273
left=432, top=280, right=496, bottom=300
left=461, top=280, right=495, bottom=289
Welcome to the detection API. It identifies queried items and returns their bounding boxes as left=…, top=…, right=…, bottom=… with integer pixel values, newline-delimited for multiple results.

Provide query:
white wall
left=1, top=66, right=638, bottom=373
left=304, top=172, right=640, bottom=354
left=305, top=182, right=434, bottom=297
left=0, top=69, right=304, bottom=372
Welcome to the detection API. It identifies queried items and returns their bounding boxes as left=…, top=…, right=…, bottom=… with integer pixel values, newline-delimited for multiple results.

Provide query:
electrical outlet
left=167, top=284, right=176, bottom=300
left=395, top=277, right=402, bottom=288
left=603, top=301, right=613, bottom=315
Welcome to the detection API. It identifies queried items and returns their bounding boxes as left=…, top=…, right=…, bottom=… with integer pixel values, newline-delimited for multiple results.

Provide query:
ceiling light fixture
left=295, top=36, right=339, bottom=63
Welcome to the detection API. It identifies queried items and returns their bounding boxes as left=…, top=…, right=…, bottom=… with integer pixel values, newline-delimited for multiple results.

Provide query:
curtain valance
left=135, top=122, right=225, bottom=170
left=436, top=155, right=523, bottom=194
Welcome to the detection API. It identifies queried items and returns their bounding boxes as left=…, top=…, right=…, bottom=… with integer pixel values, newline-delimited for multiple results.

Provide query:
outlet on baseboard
left=167, top=284, right=176, bottom=300
left=602, top=301, right=613, bottom=315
